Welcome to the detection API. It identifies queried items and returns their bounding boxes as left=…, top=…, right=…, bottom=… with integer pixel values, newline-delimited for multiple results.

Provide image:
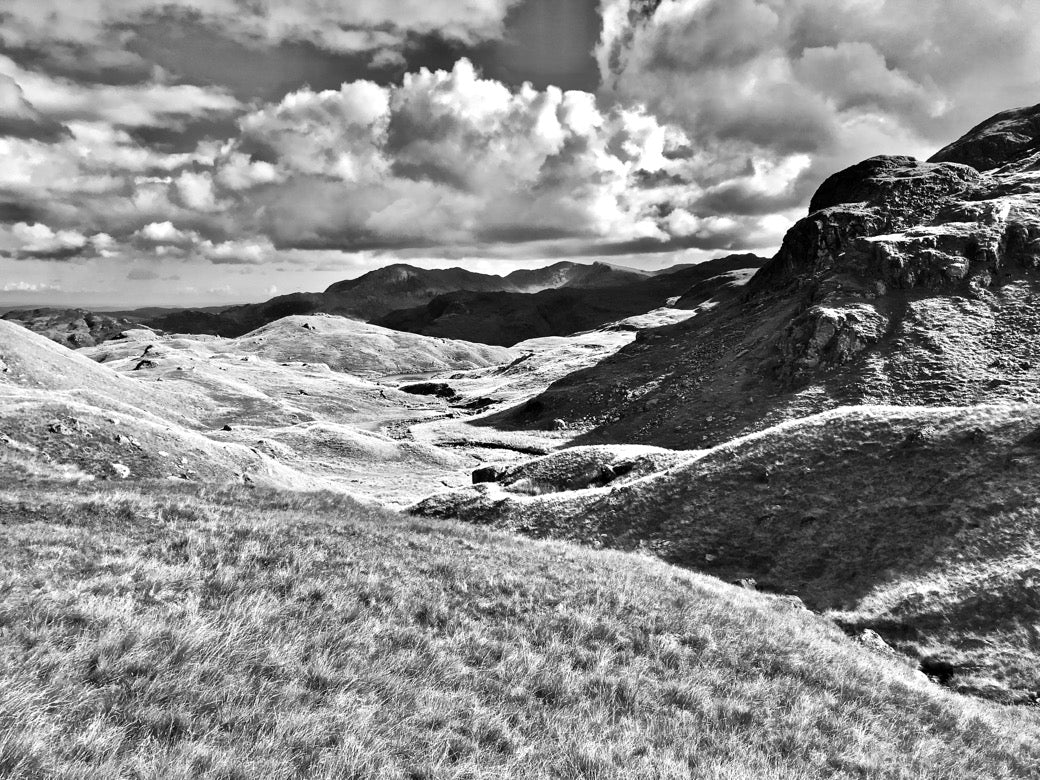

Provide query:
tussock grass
left=1, top=482, right=1038, bottom=778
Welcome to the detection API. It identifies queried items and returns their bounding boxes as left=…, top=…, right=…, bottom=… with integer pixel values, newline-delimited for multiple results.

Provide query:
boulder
left=399, top=382, right=457, bottom=399
left=472, top=465, right=506, bottom=484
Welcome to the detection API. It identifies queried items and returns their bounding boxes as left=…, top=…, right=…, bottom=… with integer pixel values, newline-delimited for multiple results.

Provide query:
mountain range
left=142, top=260, right=658, bottom=338
left=374, top=254, right=764, bottom=346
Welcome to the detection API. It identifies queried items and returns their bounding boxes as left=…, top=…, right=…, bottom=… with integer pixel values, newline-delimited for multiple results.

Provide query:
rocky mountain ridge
left=490, top=103, right=1040, bottom=448
left=374, top=254, right=764, bottom=346
left=144, top=261, right=655, bottom=339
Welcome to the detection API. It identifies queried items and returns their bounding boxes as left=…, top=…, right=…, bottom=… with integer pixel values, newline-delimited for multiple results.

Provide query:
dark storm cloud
left=127, top=116, right=242, bottom=155
left=0, top=43, right=155, bottom=87
left=0, top=201, right=44, bottom=224
left=475, top=225, right=590, bottom=244
left=481, top=0, right=601, bottom=92
left=0, top=74, right=70, bottom=142
left=125, top=16, right=383, bottom=102
left=694, top=169, right=821, bottom=217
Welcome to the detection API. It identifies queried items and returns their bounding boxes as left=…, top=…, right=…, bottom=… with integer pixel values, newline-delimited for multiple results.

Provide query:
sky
left=1, top=0, right=1039, bottom=308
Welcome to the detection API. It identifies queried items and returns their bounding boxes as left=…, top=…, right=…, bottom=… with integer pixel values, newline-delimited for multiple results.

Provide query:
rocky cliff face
left=492, top=104, right=1040, bottom=448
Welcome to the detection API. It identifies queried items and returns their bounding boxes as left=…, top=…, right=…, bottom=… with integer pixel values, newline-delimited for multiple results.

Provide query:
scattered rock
left=133, top=359, right=158, bottom=371
left=858, top=629, right=899, bottom=657
left=453, top=396, right=496, bottom=412
left=47, top=418, right=83, bottom=435
left=472, top=465, right=507, bottom=484
left=222, top=424, right=233, bottom=432
left=399, top=382, right=457, bottom=399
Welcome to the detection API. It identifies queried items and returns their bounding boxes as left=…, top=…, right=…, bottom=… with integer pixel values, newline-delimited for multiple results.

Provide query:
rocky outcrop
left=751, top=156, right=981, bottom=293
left=488, top=103, right=1040, bottom=448
left=929, top=102, right=1040, bottom=170
left=775, top=303, right=889, bottom=380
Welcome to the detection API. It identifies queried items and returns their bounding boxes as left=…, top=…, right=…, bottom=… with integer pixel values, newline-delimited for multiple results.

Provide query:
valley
left=4, top=101, right=1040, bottom=777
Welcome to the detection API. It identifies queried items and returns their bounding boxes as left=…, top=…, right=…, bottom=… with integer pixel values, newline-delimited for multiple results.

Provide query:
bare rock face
left=775, top=304, right=890, bottom=379
left=752, top=156, right=982, bottom=294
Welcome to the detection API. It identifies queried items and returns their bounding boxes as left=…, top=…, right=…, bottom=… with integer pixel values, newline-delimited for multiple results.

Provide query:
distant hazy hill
left=143, top=261, right=653, bottom=339
left=1, top=308, right=141, bottom=348
left=375, top=254, right=766, bottom=346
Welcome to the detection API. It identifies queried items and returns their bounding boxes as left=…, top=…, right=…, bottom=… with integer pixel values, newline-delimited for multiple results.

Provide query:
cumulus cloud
left=597, top=0, right=1040, bottom=220
left=0, top=222, right=112, bottom=260
left=1, top=280, right=62, bottom=292
left=200, top=238, right=275, bottom=265
left=215, top=59, right=775, bottom=254
left=175, top=171, right=220, bottom=211
left=0, top=55, right=793, bottom=268
left=134, top=221, right=198, bottom=247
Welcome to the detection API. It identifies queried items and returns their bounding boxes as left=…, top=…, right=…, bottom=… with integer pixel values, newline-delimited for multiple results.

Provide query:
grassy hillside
left=2, top=480, right=1038, bottom=778
left=416, top=404, right=1040, bottom=704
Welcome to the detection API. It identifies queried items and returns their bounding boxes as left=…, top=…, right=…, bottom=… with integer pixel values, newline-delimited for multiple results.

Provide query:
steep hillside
left=490, top=104, right=1040, bottom=449
left=2, top=481, right=1037, bottom=777
left=415, top=404, right=1040, bottom=704
left=375, top=254, right=765, bottom=346
left=143, top=262, right=655, bottom=339
left=0, top=309, right=142, bottom=348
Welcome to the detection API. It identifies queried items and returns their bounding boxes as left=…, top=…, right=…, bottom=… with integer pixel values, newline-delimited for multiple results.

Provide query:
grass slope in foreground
left=1, top=481, right=1039, bottom=779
